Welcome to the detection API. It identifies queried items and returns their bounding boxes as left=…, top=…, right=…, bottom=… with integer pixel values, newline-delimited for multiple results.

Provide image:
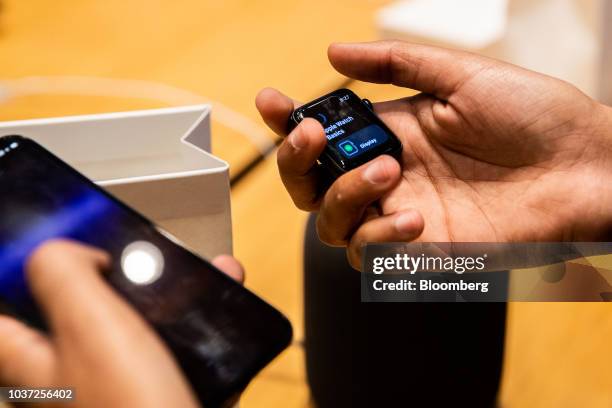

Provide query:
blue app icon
left=338, top=140, right=359, bottom=157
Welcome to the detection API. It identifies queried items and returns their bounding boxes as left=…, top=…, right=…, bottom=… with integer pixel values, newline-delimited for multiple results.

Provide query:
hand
left=256, top=40, right=612, bottom=269
left=0, top=240, right=244, bottom=408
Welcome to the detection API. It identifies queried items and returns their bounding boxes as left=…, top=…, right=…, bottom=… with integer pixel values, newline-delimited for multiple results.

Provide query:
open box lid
left=0, top=105, right=233, bottom=257
left=0, top=104, right=228, bottom=185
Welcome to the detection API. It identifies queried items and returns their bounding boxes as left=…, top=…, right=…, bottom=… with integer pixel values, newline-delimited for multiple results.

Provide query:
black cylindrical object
left=303, top=215, right=507, bottom=408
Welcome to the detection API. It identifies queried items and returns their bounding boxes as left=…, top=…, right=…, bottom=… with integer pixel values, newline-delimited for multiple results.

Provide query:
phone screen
left=0, top=136, right=292, bottom=407
left=302, top=92, right=390, bottom=159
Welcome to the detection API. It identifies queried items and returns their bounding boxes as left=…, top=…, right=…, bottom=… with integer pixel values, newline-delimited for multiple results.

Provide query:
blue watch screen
left=301, top=92, right=390, bottom=160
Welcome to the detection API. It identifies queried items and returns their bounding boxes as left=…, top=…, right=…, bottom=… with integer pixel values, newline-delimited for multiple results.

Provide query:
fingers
left=26, top=240, right=111, bottom=337
left=0, top=316, right=55, bottom=386
left=328, top=41, right=494, bottom=100
left=212, top=255, right=245, bottom=284
left=277, top=118, right=328, bottom=210
left=346, top=210, right=425, bottom=270
left=255, top=87, right=301, bottom=136
left=26, top=240, right=155, bottom=349
left=316, top=155, right=401, bottom=246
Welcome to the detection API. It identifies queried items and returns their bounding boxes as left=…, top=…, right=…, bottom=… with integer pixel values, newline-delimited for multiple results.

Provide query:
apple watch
left=288, top=88, right=403, bottom=178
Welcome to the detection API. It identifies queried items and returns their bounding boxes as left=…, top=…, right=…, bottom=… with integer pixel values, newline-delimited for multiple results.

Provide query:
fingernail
left=288, top=130, right=307, bottom=150
left=363, top=160, right=389, bottom=184
left=395, top=212, right=418, bottom=234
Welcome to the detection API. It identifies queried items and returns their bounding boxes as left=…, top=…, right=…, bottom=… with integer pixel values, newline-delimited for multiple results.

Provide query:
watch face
left=293, top=89, right=401, bottom=172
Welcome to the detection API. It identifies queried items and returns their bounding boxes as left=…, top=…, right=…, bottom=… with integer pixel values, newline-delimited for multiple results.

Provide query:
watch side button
left=362, top=98, right=374, bottom=110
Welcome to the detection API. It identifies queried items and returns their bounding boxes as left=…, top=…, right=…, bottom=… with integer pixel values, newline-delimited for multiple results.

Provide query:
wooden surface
left=0, top=1, right=611, bottom=407
left=0, top=0, right=389, bottom=176
left=501, top=303, right=612, bottom=408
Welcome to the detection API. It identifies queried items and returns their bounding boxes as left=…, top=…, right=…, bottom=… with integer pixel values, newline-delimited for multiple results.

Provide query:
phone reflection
left=120, top=241, right=165, bottom=285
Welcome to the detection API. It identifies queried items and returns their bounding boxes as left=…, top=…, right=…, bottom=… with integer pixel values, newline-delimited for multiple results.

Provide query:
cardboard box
left=0, top=105, right=232, bottom=258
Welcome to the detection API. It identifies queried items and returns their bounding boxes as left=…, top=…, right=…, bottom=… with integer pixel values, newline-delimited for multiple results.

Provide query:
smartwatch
left=288, top=88, right=403, bottom=178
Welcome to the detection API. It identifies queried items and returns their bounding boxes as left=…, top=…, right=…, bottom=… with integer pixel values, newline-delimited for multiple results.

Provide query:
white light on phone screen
left=9, top=142, right=18, bottom=149
left=121, top=241, right=164, bottom=285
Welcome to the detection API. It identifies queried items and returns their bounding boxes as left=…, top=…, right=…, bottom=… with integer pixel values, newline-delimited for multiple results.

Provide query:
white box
left=0, top=105, right=233, bottom=258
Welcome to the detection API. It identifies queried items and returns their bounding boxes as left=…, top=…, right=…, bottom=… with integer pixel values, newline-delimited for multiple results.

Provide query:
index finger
left=328, top=40, right=494, bottom=100
left=212, top=255, right=245, bottom=284
left=277, top=118, right=327, bottom=211
left=255, top=87, right=301, bottom=136
left=26, top=240, right=154, bottom=347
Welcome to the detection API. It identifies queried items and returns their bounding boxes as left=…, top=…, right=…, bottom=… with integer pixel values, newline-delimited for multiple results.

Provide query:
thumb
left=328, top=40, right=495, bottom=100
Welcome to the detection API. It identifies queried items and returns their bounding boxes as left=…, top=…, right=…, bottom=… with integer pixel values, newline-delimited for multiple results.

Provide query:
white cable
left=0, top=76, right=276, bottom=155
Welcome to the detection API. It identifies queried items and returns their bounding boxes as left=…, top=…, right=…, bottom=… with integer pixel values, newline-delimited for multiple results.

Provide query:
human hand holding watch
left=257, top=40, right=612, bottom=269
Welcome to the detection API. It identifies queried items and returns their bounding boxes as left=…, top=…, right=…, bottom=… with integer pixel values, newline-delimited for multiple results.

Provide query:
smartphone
left=0, top=135, right=293, bottom=408
left=289, top=88, right=403, bottom=178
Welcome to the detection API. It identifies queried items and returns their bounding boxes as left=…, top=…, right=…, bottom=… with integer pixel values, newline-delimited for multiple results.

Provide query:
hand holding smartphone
left=0, top=135, right=293, bottom=408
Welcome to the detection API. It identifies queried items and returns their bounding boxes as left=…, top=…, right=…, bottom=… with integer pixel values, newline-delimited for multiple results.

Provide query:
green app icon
left=338, top=140, right=359, bottom=157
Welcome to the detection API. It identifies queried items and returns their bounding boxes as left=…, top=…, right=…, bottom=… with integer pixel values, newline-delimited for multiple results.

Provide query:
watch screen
left=301, top=91, right=390, bottom=159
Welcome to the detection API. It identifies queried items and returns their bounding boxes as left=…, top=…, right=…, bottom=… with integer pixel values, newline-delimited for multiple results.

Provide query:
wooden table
left=0, top=1, right=610, bottom=407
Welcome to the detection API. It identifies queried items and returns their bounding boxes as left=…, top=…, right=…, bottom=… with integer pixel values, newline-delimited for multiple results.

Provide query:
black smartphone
left=0, top=135, right=292, bottom=408
left=289, top=88, right=403, bottom=177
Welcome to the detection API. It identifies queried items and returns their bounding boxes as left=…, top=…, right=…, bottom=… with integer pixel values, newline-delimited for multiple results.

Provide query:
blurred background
left=0, top=1, right=610, bottom=407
